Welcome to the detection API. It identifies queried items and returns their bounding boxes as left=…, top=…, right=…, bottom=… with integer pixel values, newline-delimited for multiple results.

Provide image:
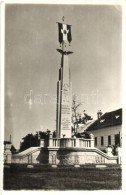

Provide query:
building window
left=108, top=135, right=111, bottom=145
left=115, top=134, right=120, bottom=146
left=95, top=137, right=97, bottom=146
left=101, top=136, right=104, bottom=146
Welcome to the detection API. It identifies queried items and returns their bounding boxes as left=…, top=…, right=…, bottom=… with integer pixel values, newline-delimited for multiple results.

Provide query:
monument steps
left=90, top=148, right=117, bottom=160
left=12, top=145, right=118, bottom=163
left=13, top=147, right=40, bottom=158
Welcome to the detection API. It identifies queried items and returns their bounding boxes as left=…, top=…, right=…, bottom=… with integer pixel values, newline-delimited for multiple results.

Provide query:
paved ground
left=3, top=164, right=122, bottom=190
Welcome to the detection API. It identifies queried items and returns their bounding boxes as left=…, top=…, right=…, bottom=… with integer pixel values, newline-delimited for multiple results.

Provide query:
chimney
left=97, top=110, right=102, bottom=119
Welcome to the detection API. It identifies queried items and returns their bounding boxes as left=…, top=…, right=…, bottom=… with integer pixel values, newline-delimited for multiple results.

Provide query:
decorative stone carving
left=90, top=133, right=94, bottom=139
left=116, top=147, right=121, bottom=156
left=95, top=155, right=105, bottom=164
left=106, top=146, right=113, bottom=156
left=60, top=155, right=74, bottom=165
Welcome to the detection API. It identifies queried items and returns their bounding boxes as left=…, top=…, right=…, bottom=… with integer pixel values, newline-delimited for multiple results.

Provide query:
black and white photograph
left=1, top=0, right=124, bottom=192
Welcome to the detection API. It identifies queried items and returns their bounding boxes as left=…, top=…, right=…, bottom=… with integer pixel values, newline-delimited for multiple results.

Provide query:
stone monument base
left=10, top=138, right=120, bottom=165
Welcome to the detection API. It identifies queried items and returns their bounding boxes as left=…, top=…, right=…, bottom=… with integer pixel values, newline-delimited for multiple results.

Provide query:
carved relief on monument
left=95, top=155, right=105, bottom=164
left=60, top=155, right=74, bottom=165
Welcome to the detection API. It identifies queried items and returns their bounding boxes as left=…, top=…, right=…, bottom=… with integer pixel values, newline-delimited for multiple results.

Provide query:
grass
left=3, top=164, right=122, bottom=190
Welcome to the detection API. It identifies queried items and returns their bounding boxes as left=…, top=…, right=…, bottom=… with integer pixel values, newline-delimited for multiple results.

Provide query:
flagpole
left=59, top=41, right=64, bottom=137
left=59, top=17, right=65, bottom=137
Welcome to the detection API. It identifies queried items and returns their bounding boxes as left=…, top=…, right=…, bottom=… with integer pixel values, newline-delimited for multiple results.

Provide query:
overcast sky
left=5, top=4, right=122, bottom=148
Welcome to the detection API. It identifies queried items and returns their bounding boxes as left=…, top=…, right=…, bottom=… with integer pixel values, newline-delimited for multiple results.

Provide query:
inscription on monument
left=61, top=81, right=71, bottom=131
left=62, top=105, right=70, bottom=114
left=62, top=117, right=71, bottom=130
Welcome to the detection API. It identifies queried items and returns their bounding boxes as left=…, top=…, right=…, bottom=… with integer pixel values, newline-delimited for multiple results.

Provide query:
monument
left=10, top=18, right=120, bottom=166
left=56, top=18, right=73, bottom=138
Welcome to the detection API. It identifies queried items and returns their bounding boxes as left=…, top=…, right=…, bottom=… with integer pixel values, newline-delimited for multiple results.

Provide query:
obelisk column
left=60, top=53, right=71, bottom=138
left=56, top=19, right=73, bottom=138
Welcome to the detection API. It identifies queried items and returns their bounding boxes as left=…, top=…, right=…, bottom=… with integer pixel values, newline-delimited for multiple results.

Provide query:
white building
left=85, top=108, right=122, bottom=151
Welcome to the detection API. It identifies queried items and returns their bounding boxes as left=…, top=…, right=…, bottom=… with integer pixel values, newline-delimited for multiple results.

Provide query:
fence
left=12, top=154, right=117, bottom=165
left=41, top=138, right=94, bottom=148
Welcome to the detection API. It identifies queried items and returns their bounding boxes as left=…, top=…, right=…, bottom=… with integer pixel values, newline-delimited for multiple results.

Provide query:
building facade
left=85, top=108, right=122, bottom=151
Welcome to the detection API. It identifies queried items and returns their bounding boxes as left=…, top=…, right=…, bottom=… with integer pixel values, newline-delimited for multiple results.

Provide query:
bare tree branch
left=72, top=94, right=82, bottom=118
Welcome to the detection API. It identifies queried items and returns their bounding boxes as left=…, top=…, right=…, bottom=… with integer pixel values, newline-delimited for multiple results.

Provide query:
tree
left=72, top=94, right=82, bottom=120
left=19, top=130, right=51, bottom=152
left=71, top=95, right=93, bottom=136
left=72, top=94, right=82, bottom=134
left=20, top=133, right=34, bottom=152
left=76, top=132, right=91, bottom=139
left=82, top=110, right=93, bottom=123
left=11, top=145, right=16, bottom=154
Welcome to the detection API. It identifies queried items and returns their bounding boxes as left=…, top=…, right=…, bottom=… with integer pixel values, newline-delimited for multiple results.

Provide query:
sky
left=5, top=4, right=122, bottom=148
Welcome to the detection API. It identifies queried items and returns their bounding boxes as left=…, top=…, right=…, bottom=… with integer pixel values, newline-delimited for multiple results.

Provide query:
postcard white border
left=0, top=0, right=126, bottom=195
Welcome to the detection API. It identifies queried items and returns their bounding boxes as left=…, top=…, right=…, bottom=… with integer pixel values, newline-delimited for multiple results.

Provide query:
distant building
left=85, top=108, right=122, bottom=150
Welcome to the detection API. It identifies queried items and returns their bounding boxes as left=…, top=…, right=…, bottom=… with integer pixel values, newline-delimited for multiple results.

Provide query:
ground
left=3, top=164, right=121, bottom=190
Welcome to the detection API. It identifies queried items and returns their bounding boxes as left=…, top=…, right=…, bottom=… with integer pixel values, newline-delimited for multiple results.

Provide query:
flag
left=58, top=23, right=72, bottom=44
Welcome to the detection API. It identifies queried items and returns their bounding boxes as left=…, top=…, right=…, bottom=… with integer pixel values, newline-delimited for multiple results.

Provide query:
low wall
left=12, top=148, right=49, bottom=164
left=41, top=138, right=94, bottom=148
left=11, top=146, right=119, bottom=165
left=48, top=148, right=118, bottom=165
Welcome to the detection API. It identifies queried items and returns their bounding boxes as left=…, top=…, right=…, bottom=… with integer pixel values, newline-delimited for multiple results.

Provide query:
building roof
left=86, top=108, right=122, bottom=131
left=77, top=120, right=95, bottom=133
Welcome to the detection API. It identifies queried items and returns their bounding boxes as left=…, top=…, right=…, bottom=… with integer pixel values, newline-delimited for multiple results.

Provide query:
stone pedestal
left=40, top=139, right=45, bottom=147
left=116, top=147, right=122, bottom=164
left=106, top=147, right=113, bottom=156
left=76, top=139, right=80, bottom=147
left=4, top=144, right=12, bottom=164
left=49, top=139, right=53, bottom=147
left=116, top=146, right=122, bottom=156
left=90, top=139, right=94, bottom=148
left=48, top=150, right=58, bottom=165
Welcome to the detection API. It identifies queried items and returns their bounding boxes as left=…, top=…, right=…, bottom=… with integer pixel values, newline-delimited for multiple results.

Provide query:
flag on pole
left=58, top=23, right=72, bottom=44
